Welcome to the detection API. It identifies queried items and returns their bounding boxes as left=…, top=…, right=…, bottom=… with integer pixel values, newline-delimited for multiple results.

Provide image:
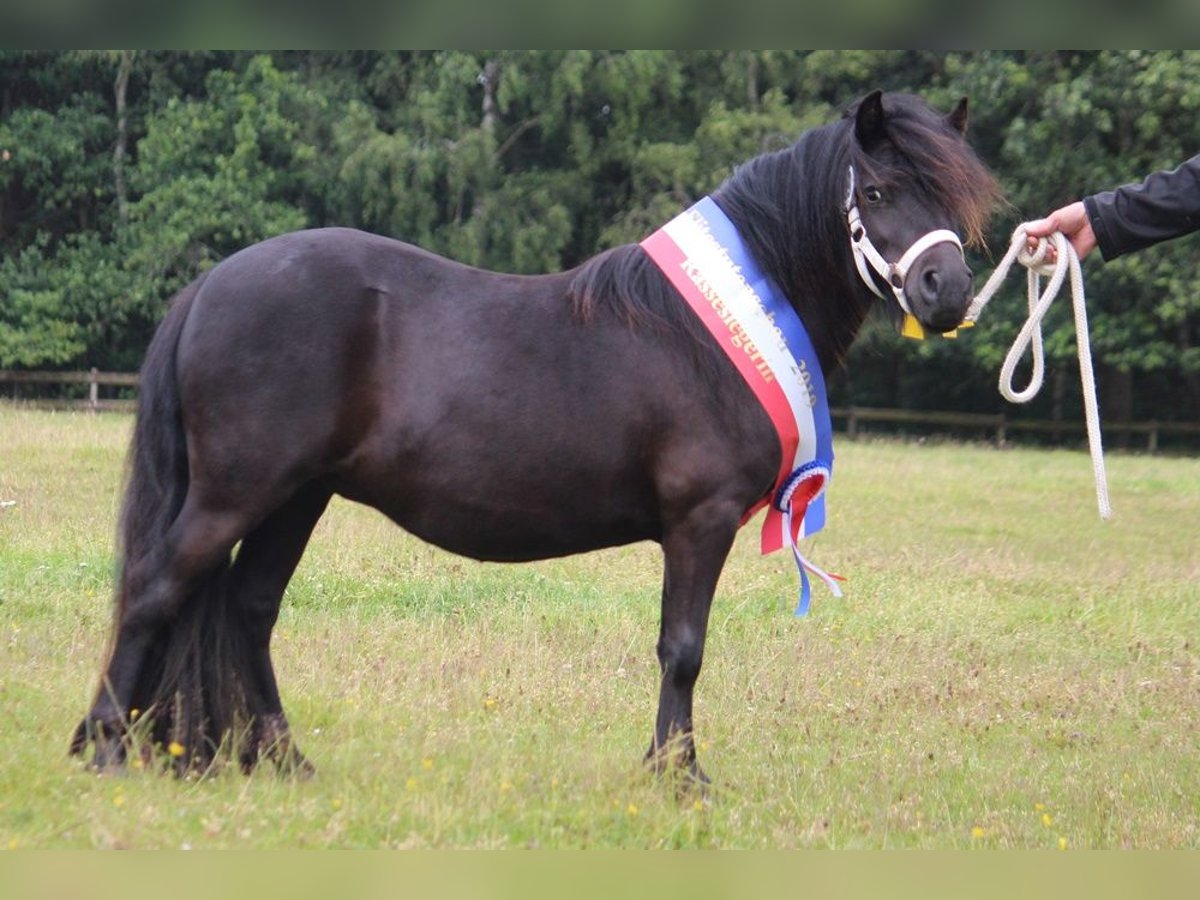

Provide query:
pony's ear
left=854, top=90, right=887, bottom=148
left=947, top=96, right=969, bottom=135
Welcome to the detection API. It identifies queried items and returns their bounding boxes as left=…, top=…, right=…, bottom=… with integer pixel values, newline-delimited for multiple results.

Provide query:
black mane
left=711, top=120, right=861, bottom=369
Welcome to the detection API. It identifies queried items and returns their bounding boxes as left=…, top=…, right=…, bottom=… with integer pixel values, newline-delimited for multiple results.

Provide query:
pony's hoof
left=671, top=759, right=711, bottom=799
left=278, top=751, right=316, bottom=780
left=92, top=737, right=127, bottom=771
left=239, top=715, right=316, bottom=778
left=644, top=740, right=710, bottom=794
left=71, top=718, right=127, bottom=771
left=249, top=744, right=314, bottom=779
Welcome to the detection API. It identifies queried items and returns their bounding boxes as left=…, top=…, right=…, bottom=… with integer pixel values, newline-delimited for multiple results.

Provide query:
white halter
left=844, top=165, right=965, bottom=316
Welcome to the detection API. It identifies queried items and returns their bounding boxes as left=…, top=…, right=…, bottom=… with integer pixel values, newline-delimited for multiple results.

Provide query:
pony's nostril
left=922, top=268, right=940, bottom=298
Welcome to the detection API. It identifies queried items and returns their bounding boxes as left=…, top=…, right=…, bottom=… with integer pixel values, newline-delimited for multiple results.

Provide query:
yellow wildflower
left=626, top=803, right=639, bottom=817
left=971, top=826, right=986, bottom=839
left=167, top=741, right=185, bottom=758
left=1042, top=813, right=1054, bottom=828
left=422, top=758, right=434, bottom=771
left=1058, top=836, right=1068, bottom=850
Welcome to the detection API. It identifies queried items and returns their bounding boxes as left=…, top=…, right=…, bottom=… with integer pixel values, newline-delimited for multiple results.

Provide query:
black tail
left=78, top=272, right=252, bottom=771
left=119, top=277, right=204, bottom=610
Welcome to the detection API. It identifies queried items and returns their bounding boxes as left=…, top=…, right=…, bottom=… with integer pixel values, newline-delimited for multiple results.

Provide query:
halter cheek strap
left=844, top=166, right=965, bottom=330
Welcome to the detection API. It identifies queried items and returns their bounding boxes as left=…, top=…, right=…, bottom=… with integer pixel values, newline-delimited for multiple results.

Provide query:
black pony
left=73, top=91, right=1001, bottom=780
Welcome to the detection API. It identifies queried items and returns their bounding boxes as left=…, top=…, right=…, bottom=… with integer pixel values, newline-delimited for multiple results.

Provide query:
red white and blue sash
left=642, top=197, right=842, bottom=615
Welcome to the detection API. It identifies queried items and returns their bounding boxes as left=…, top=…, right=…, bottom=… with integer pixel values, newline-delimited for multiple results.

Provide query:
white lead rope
left=965, top=225, right=1112, bottom=520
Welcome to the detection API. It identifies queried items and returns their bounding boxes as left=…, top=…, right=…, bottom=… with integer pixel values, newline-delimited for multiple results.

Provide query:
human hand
left=1023, top=201, right=1098, bottom=262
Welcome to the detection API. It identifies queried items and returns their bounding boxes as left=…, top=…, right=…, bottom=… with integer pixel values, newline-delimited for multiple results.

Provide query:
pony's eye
left=863, top=186, right=884, bottom=204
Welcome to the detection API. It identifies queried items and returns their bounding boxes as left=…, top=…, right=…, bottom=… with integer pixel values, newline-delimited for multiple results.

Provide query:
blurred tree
left=0, top=50, right=1195, bottom=428
left=0, top=52, right=121, bottom=366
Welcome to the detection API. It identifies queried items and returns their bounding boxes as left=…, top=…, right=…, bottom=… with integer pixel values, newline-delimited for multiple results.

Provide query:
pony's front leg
left=648, top=500, right=740, bottom=785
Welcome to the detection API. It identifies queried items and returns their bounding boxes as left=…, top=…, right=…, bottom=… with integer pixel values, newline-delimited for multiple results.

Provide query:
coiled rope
left=964, top=225, right=1112, bottom=520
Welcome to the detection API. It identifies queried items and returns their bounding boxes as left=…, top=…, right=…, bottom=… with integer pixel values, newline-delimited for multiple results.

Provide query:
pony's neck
left=711, top=121, right=873, bottom=373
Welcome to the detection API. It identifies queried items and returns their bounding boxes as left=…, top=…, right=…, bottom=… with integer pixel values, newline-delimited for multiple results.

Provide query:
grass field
left=1, top=405, right=1197, bottom=849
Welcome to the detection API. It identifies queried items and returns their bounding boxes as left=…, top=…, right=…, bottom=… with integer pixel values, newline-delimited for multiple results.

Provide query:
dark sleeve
left=1082, top=154, right=1200, bottom=260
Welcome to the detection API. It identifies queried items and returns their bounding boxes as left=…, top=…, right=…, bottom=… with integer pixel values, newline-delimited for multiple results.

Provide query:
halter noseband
left=844, top=166, right=965, bottom=317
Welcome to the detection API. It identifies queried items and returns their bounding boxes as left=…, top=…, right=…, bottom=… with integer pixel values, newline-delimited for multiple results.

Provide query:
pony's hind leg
left=227, top=482, right=331, bottom=775
left=75, top=496, right=251, bottom=769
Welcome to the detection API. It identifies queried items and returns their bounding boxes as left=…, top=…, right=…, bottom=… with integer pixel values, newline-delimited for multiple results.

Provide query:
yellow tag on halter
left=941, top=319, right=973, bottom=339
left=901, top=315, right=972, bottom=341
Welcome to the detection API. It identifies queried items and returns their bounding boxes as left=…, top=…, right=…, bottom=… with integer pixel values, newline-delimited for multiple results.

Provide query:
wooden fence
left=3, top=369, right=1199, bottom=452
left=0, top=368, right=138, bottom=413
left=831, top=405, right=1200, bottom=453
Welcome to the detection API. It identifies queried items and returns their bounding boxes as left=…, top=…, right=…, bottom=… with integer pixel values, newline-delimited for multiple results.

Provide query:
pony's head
left=844, top=90, right=1003, bottom=334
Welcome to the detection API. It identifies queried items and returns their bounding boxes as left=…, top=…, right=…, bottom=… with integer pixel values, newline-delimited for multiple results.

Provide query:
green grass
left=1, top=406, right=1198, bottom=848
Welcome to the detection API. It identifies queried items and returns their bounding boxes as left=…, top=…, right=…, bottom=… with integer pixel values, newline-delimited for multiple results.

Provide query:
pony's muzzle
left=907, top=247, right=973, bottom=333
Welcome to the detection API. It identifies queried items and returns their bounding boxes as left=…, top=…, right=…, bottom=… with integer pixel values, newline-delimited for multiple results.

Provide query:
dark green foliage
left=1, top=51, right=1197, bottom=421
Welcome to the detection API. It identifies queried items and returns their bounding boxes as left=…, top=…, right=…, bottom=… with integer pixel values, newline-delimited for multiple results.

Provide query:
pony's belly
left=374, top=495, right=659, bottom=562
left=332, top=466, right=660, bottom=563
left=406, top=511, right=657, bottom=563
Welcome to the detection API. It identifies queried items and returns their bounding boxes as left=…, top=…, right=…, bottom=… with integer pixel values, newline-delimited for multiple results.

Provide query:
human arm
left=1027, top=156, right=1200, bottom=263
left=1081, top=155, right=1200, bottom=259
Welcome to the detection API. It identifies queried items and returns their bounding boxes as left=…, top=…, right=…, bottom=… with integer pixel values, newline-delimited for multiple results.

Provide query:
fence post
left=1148, top=420, right=1158, bottom=454
left=847, top=407, right=858, bottom=440
left=88, top=367, right=99, bottom=412
left=996, top=415, right=1007, bottom=447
